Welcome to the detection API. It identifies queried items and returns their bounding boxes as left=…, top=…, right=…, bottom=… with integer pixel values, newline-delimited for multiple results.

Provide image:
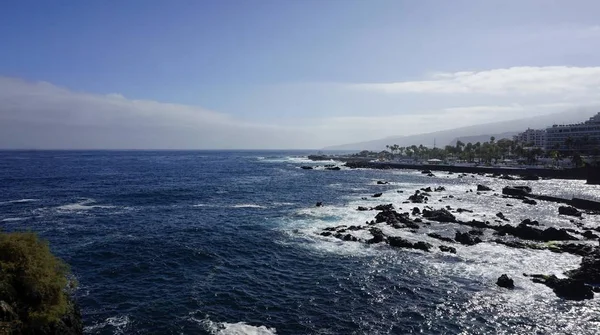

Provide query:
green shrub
left=0, top=232, right=73, bottom=328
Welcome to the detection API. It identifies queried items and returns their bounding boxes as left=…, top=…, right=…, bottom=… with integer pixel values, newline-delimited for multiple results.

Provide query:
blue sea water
left=1, top=150, right=600, bottom=334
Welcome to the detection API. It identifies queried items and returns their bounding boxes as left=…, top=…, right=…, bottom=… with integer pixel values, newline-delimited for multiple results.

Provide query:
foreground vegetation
left=0, top=231, right=81, bottom=334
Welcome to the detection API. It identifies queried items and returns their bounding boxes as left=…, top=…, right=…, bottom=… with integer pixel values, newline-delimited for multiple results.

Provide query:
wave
left=231, top=204, right=267, bottom=209
left=1, top=217, right=26, bottom=222
left=258, top=156, right=320, bottom=164
left=56, top=199, right=115, bottom=212
left=84, top=315, right=130, bottom=333
left=197, top=317, right=277, bottom=335
left=0, top=198, right=38, bottom=205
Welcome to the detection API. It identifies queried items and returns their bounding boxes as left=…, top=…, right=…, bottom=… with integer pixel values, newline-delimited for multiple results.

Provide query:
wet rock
left=439, top=245, right=457, bottom=254
left=347, top=225, right=364, bottom=231
left=316, top=202, right=323, bottom=207
left=422, top=208, right=456, bottom=223
left=522, top=174, right=540, bottom=181
left=427, top=233, right=455, bottom=243
left=366, top=228, right=386, bottom=244
left=376, top=180, right=389, bottom=185
left=502, top=186, right=531, bottom=197
left=300, top=166, right=313, bottom=170
left=496, top=274, right=514, bottom=289
left=325, top=166, right=341, bottom=171
left=530, top=275, right=593, bottom=300
left=500, top=174, right=516, bottom=180
left=388, top=237, right=432, bottom=252
left=397, top=190, right=404, bottom=193
left=412, top=207, right=421, bottom=215
left=559, top=206, right=582, bottom=217
left=455, top=231, right=482, bottom=246
left=435, top=186, right=446, bottom=192
left=477, top=184, right=492, bottom=192
left=583, top=230, right=600, bottom=239
left=523, top=199, right=538, bottom=205
left=374, top=204, right=394, bottom=211
left=421, top=187, right=433, bottom=192
left=372, top=193, right=383, bottom=198
left=427, top=173, right=435, bottom=177
left=566, top=248, right=600, bottom=284
left=521, top=219, right=540, bottom=226
left=408, top=191, right=426, bottom=203
left=506, top=204, right=513, bottom=207
left=468, top=229, right=484, bottom=236
left=549, top=243, right=596, bottom=257
left=421, top=170, right=432, bottom=174
left=320, top=231, right=333, bottom=237
left=357, top=206, right=370, bottom=211
left=496, top=212, right=509, bottom=221
left=342, top=234, right=358, bottom=242
left=496, top=223, right=578, bottom=242
left=456, top=208, right=473, bottom=213
left=414, top=218, right=423, bottom=223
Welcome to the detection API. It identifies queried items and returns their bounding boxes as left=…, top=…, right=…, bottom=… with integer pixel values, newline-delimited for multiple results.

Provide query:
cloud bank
left=1, top=66, right=599, bottom=149
left=351, top=66, right=600, bottom=96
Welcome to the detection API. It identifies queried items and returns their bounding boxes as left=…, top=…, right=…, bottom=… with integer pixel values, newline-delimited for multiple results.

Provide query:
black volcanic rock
left=477, top=184, right=492, bottom=192
left=300, top=166, right=313, bottom=170
left=455, top=231, right=482, bottom=246
left=427, top=233, right=455, bottom=243
left=529, top=275, right=593, bottom=300
left=422, top=208, right=456, bottom=223
left=439, top=245, right=457, bottom=253
left=559, top=206, right=582, bottom=217
left=357, top=206, right=370, bottom=211
left=372, top=193, right=383, bottom=198
left=388, top=237, right=432, bottom=252
left=376, top=180, right=389, bottom=185
left=496, top=274, right=515, bottom=289
left=366, top=227, right=386, bottom=244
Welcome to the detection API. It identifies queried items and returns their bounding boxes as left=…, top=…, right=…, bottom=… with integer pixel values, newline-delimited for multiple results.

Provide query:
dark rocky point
left=496, top=274, right=515, bottom=289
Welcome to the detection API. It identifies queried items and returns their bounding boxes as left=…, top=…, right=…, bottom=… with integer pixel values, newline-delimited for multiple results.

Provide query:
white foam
left=197, top=317, right=277, bottom=335
left=258, top=155, right=326, bottom=164
left=1, top=217, right=26, bottom=222
left=231, top=204, right=267, bottom=209
left=0, top=198, right=38, bottom=205
left=84, top=315, right=130, bottom=333
left=56, top=199, right=115, bottom=212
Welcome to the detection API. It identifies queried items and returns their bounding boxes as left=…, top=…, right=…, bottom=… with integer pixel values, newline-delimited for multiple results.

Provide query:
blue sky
left=1, top=1, right=600, bottom=148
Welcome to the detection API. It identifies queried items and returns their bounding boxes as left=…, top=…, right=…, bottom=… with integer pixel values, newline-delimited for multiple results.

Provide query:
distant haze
left=323, top=109, right=598, bottom=151
left=1, top=2, right=600, bottom=149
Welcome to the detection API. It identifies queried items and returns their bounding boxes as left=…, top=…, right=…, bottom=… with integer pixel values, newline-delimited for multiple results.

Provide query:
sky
left=1, top=0, right=600, bottom=149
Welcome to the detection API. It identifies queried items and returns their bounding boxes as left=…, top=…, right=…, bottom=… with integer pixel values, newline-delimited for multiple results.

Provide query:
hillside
left=323, top=109, right=597, bottom=151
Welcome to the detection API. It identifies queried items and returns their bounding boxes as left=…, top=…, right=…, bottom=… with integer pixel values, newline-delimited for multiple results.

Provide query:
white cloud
left=350, top=66, right=600, bottom=96
left=0, top=74, right=597, bottom=149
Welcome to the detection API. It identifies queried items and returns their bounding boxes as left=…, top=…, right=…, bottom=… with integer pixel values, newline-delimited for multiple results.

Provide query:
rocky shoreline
left=313, top=173, right=600, bottom=301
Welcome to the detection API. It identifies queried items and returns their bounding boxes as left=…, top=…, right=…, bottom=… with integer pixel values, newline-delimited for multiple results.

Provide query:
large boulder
left=366, top=228, right=386, bottom=244
left=427, top=233, right=455, bottom=243
left=502, top=186, right=531, bottom=197
left=530, top=275, right=594, bottom=300
left=496, top=274, right=515, bottom=289
left=455, top=231, right=482, bottom=246
left=566, top=249, right=600, bottom=284
left=422, top=208, right=456, bottom=223
left=388, top=237, right=432, bottom=252
left=558, top=206, right=582, bottom=217
left=439, top=245, right=457, bottom=253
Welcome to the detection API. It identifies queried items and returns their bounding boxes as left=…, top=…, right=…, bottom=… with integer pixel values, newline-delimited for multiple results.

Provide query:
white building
left=546, top=113, right=600, bottom=152
left=513, top=128, right=546, bottom=149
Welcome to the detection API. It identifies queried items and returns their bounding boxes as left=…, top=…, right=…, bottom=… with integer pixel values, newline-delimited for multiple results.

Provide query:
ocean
left=0, top=150, right=599, bottom=334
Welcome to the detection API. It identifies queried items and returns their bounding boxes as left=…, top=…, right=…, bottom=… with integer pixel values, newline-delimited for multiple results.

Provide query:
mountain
left=323, top=108, right=597, bottom=151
